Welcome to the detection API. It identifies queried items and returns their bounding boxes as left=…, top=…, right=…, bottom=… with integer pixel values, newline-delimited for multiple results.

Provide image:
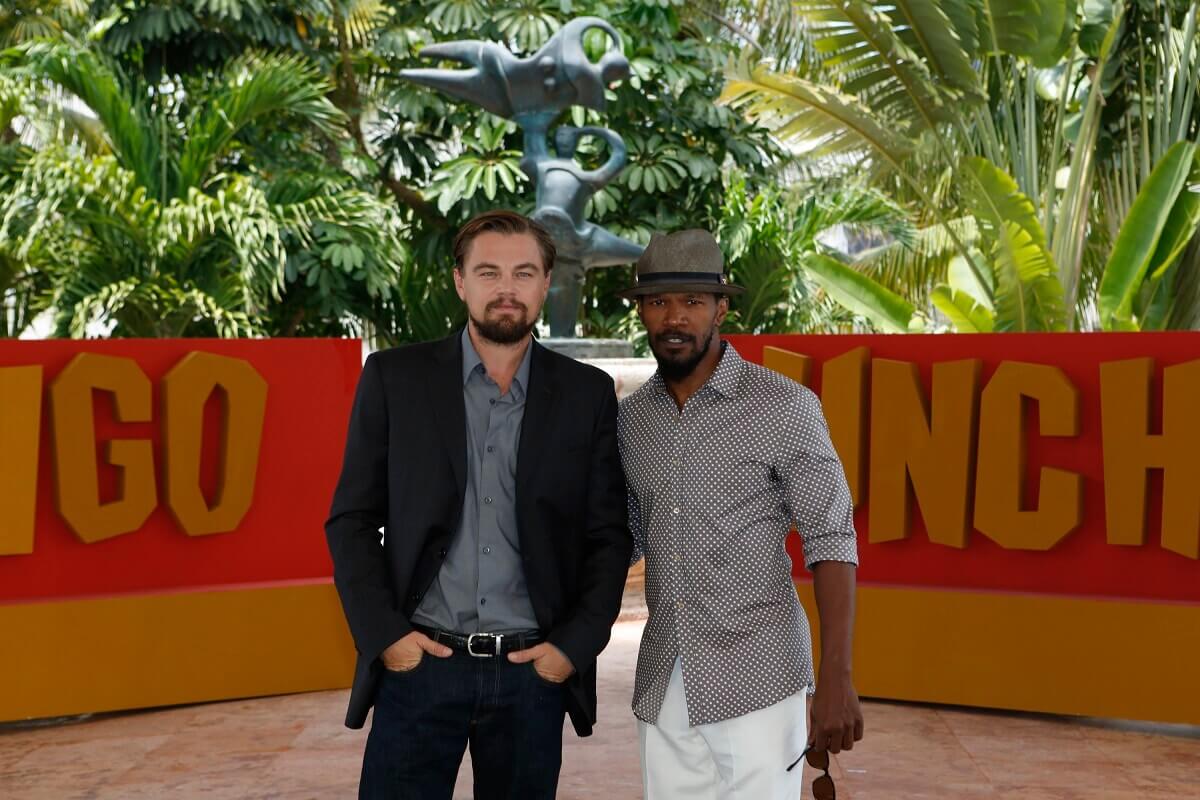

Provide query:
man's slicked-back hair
left=452, top=209, right=556, bottom=274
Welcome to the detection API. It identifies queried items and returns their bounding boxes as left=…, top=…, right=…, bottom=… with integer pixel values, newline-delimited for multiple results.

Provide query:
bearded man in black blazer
left=325, top=209, right=632, bottom=799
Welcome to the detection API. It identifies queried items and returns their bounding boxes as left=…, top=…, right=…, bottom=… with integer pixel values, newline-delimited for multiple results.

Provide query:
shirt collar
left=706, top=340, right=743, bottom=398
left=649, top=339, right=743, bottom=400
left=461, top=327, right=482, bottom=385
left=461, top=327, right=534, bottom=393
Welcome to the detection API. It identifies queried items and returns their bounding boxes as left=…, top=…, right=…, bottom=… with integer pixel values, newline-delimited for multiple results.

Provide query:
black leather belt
left=413, top=624, right=543, bottom=658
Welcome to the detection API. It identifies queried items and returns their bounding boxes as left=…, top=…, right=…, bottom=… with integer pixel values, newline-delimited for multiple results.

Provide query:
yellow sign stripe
left=0, top=583, right=355, bottom=722
left=798, top=583, right=1200, bottom=724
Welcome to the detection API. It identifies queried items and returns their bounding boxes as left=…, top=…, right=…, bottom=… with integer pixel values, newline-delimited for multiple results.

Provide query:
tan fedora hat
left=617, top=229, right=744, bottom=299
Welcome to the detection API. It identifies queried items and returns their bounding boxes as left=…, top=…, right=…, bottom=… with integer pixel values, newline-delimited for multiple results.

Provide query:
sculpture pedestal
left=541, top=341, right=656, bottom=399
left=539, top=337, right=635, bottom=359
left=545, top=256, right=586, bottom=338
left=584, top=357, right=657, bottom=400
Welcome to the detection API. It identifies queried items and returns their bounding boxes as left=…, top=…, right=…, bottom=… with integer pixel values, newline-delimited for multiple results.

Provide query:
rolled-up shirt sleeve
left=776, top=387, right=859, bottom=569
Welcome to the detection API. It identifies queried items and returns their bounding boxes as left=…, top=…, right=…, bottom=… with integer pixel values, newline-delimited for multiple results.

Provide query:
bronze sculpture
left=401, top=18, right=645, bottom=337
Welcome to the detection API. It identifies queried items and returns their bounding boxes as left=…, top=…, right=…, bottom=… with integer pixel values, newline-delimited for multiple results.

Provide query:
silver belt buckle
left=467, top=632, right=502, bottom=657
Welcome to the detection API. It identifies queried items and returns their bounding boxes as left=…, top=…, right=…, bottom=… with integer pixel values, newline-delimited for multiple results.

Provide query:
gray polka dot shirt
left=618, top=342, right=859, bottom=727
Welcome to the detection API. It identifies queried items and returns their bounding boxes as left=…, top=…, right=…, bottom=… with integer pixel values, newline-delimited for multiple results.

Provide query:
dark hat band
left=636, top=271, right=726, bottom=286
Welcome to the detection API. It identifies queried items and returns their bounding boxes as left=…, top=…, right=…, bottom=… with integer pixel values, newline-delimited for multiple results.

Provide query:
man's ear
left=715, top=295, right=730, bottom=327
left=453, top=268, right=467, bottom=301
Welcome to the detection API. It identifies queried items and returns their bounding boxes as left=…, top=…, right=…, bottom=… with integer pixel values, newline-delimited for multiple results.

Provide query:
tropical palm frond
left=12, top=39, right=161, bottom=191
left=694, top=0, right=809, bottom=70
left=59, top=275, right=137, bottom=338
left=59, top=272, right=258, bottom=338
left=720, top=55, right=915, bottom=168
left=277, top=184, right=409, bottom=301
left=0, top=148, right=155, bottom=264
left=426, top=0, right=488, bottom=35
left=889, top=0, right=985, bottom=99
left=931, top=284, right=995, bottom=332
left=962, top=156, right=1065, bottom=331
left=803, top=251, right=918, bottom=332
left=974, top=0, right=1045, bottom=58
left=178, top=52, right=343, bottom=192
left=0, top=6, right=64, bottom=47
left=161, top=176, right=288, bottom=310
left=492, top=0, right=562, bottom=53
left=1165, top=237, right=1200, bottom=330
left=0, top=71, right=32, bottom=136
left=0, top=223, right=55, bottom=337
left=342, top=0, right=391, bottom=48
left=800, top=183, right=917, bottom=251
left=851, top=215, right=978, bottom=304
left=794, top=0, right=970, bottom=131
left=2, top=142, right=303, bottom=334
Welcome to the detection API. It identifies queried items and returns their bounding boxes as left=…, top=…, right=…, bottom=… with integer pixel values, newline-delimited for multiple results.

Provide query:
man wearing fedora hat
left=616, top=229, right=864, bottom=799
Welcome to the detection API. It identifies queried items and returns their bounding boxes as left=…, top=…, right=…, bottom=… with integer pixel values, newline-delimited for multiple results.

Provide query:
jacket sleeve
left=546, top=378, right=633, bottom=670
left=325, top=353, right=413, bottom=663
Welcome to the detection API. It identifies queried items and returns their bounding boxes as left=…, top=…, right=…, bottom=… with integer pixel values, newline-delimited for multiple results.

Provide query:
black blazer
left=325, top=330, right=631, bottom=736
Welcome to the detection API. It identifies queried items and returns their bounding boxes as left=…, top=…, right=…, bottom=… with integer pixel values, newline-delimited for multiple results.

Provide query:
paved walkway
left=2, top=619, right=1198, bottom=798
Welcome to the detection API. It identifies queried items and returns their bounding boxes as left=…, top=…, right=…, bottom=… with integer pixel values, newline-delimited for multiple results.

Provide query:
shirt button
left=676, top=600, right=684, bottom=611
left=483, top=546, right=492, bottom=555
left=487, top=446, right=494, bottom=453
left=672, top=507, right=681, bottom=515
left=480, top=598, right=487, bottom=605
left=673, top=552, right=681, bottom=562
left=489, top=399, right=496, bottom=405
left=484, top=497, right=493, bottom=505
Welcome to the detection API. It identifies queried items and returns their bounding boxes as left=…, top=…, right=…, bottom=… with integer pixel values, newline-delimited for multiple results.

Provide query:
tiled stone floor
left=2, top=618, right=1198, bottom=799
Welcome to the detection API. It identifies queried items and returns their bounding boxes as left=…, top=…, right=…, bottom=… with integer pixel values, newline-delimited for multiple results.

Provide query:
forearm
left=811, top=559, right=857, bottom=680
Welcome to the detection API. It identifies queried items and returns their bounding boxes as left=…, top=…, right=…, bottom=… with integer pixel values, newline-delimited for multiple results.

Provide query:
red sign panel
left=0, top=339, right=360, bottom=602
left=727, top=332, right=1200, bottom=604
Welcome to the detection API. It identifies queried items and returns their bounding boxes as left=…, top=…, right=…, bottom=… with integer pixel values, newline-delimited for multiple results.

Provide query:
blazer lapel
left=428, top=330, right=467, bottom=501
left=517, top=340, right=558, bottom=494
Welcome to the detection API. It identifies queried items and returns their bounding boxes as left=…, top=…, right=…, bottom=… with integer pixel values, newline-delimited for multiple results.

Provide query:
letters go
left=0, top=352, right=267, bottom=555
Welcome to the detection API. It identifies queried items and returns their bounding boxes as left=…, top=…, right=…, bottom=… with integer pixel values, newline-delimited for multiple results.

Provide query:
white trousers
left=638, top=658, right=807, bottom=800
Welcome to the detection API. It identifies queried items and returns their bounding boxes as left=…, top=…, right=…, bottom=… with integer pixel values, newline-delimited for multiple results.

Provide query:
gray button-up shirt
left=618, top=342, right=858, bottom=726
left=411, top=329, right=539, bottom=634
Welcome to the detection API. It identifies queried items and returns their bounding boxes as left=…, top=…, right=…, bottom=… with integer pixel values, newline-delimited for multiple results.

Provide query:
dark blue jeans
left=360, top=650, right=566, bottom=800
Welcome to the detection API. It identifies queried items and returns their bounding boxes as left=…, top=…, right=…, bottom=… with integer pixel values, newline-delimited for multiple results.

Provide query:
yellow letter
left=1100, top=358, right=1200, bottom=558
left=0, top=366, right=43, bottom=555
left=868, top=358, right=980, bottom=547
left=821, top=347, right=870, bottom=506
left=765, top=346, right=869, bottom=506
left=50, top=354, right=156, bottom=543
left=974, top=362, right=1082, bottom=550
left=763, top=346, right=812, bottom=387
left=162, top=352, right=268, bottom=536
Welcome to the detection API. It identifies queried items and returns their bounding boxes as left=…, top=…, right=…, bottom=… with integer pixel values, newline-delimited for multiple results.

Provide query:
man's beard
left=471, top=299, right=536, bottom=345
left=649, top=327, right=716, bottom=382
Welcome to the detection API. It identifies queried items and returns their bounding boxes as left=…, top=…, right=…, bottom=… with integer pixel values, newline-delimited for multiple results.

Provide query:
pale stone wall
left=582, top=357, right=656, bottom=400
